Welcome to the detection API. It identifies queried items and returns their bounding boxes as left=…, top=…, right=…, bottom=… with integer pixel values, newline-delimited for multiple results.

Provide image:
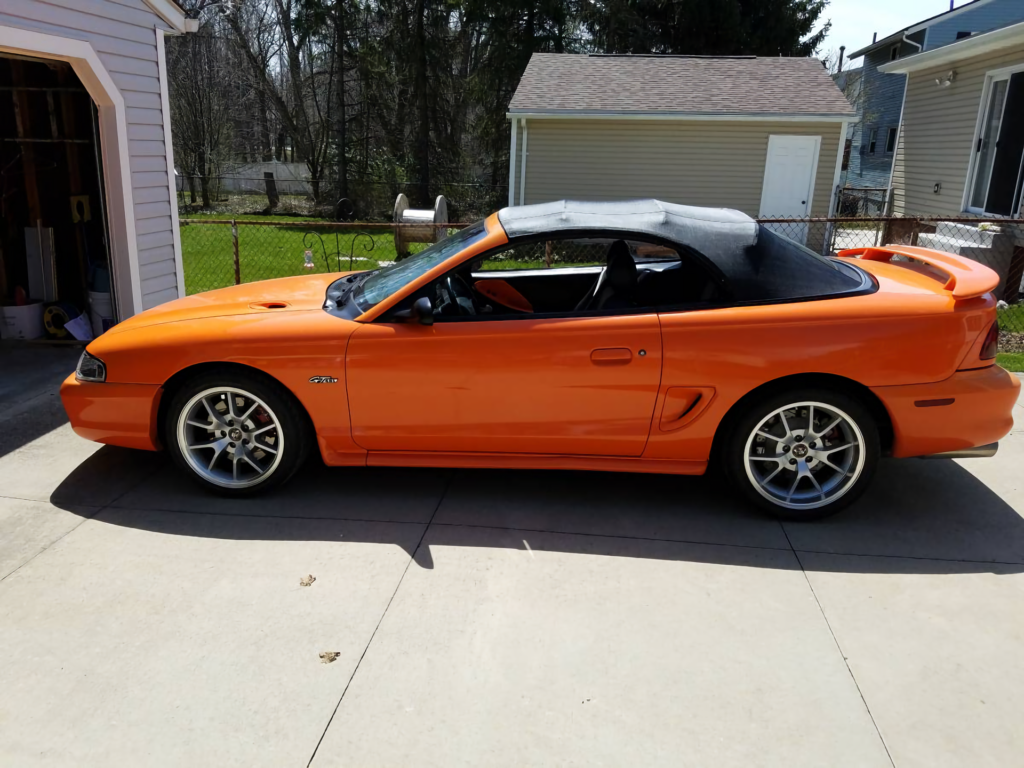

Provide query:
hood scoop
left=249, top=301, right=291, bottom=310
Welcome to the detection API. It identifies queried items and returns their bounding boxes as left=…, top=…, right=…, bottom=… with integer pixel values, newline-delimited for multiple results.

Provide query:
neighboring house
left=0, top=0, right=194, bottom=324
left=883, top=20, right=1024, bottom=217
left=507, top=54, right=855, bottom=246
left=881, top=21, right=1024, bottom=297
left=844, top=0, right=1024, bottom=192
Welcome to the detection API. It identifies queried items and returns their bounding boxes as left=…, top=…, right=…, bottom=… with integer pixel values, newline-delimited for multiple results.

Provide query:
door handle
left=591, top=347, right=632, bottom=365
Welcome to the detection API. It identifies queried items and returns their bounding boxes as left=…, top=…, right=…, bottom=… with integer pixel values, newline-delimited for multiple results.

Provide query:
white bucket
left=1, top=302, right=45, bottom=340
left=88, top=290, right=114, bottom=336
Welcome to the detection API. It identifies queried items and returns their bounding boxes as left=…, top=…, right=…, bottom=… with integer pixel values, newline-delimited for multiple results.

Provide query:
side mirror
left=411, top=296, right=434, bottom=325
left=394, top=296, right=434, bottom=325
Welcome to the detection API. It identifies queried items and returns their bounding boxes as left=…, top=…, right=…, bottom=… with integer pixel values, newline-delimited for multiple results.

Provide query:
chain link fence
left=833, top=187, right=891, bottom=218
left=179, top=219, right=472, bottom=294
left=180, top=214, right=1024, bottom=339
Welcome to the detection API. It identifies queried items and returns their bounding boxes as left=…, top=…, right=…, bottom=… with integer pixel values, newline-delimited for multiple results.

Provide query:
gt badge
left=309, top=376, right=338, bottom=384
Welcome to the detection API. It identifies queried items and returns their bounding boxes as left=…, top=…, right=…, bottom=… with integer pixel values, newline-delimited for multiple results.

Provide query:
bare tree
left=217, top=0, right=338, bottom=201
left=166, top=0, right=835, bottom=218
left=167, top=19, right=235, bottom=207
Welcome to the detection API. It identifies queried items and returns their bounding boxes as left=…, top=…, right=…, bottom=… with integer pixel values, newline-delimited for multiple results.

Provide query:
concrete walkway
left=2, top=342, right=1023, bottom=766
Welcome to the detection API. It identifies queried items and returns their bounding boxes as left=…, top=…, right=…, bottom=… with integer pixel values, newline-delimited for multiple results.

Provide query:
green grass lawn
left=180, top=223, right=411, bottom=294
left=997, top=352, right=1024, bottom=372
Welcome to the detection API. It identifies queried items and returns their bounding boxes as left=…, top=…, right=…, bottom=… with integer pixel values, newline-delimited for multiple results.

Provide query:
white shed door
left=759, top=135, right=820, bottom=244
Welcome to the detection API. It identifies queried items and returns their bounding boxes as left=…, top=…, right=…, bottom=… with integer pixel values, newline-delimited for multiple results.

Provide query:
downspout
left=518, top=120, right=528, bottom=206
left=508, top=117, right=518, bottom=207
left=901, top=33, right=922, bottom=53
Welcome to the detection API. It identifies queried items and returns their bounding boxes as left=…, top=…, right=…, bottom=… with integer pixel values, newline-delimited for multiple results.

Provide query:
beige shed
left=507, top=54, right=856, bottom=233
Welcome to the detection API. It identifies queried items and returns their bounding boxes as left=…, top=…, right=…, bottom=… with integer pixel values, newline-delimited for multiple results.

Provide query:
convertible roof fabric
left=498, top=199, right=758, bottom=256
left=496, top=200, right=866, bottom=301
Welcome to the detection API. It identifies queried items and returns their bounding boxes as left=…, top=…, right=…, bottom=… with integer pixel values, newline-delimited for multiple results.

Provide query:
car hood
left=105, top=273, right=355, bottom=335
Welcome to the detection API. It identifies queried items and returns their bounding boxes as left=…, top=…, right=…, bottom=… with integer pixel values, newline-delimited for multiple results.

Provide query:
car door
left=345, top=312, right=662, bottom=456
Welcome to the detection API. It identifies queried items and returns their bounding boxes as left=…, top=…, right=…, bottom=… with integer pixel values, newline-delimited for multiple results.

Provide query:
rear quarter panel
left=646, top=268, right=992, bottom=462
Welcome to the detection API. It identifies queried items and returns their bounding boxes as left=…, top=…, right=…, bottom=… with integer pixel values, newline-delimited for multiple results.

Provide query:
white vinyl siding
left=892, top=46, right=1024, bottom=216
left=0, top=0, right=178, bottom=311
left=516, top=119, right=841, bottom=218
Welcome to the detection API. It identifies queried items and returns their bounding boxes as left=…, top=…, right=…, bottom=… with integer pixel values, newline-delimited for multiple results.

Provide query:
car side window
left=408, top=234, right=723, bottom=322
left=474, top=239, right=610, bottom=271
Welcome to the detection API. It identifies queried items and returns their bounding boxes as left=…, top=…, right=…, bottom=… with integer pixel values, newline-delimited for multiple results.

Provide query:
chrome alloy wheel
left=743, top=401, right=866, bottom=511
left=176, top=387, right=284, bottom=489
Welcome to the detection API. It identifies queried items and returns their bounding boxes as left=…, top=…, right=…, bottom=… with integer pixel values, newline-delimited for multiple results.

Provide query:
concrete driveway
left=2, top=342, right=1023, bottom=767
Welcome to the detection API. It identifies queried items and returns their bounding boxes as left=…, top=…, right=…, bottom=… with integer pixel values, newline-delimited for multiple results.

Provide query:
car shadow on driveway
left=50, top=447, right=1024, bottom=575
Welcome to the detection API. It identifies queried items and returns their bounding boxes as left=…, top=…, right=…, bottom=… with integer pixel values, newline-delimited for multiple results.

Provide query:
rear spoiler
left=838, top=245, right=999, bottom=300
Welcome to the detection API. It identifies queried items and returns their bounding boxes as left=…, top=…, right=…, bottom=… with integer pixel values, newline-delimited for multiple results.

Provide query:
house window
left=885, top=127, right=898, bottom=153
left=868, top=128, right=878, bottom=154
left=968, top=71, right=1024, bottom=215
left=842, top=139, right=852, bottom=171
left=890, top=44, right=901, bottom=61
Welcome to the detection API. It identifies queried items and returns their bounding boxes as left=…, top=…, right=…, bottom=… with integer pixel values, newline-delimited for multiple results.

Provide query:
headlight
left=76, top=351, right=107, bottom=382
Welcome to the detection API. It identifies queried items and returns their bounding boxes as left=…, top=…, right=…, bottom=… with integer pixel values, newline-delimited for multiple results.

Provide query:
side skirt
left=362, top=451, right=707, bottom=475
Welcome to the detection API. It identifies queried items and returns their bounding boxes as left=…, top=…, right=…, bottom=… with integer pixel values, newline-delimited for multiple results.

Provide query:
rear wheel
left=724, top=388, right=879, bottom=520
left=165, top=371, right=311, bottom=495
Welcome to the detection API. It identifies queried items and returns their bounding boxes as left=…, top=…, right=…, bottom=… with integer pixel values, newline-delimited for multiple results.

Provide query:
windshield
left=352, top=221, right=488, bottom=312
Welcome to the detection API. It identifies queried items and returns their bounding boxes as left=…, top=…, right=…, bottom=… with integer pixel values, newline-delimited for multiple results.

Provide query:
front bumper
left=871, top=366, right=1020, bottom=459
left=60, top=373, right=163, bottom=451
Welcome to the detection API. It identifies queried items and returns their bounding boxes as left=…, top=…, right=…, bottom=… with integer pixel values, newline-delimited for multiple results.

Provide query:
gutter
left=850, top=29, right=921, bottom=63
left=144, top=0, right=195, bottom=34
left=848, top=33, right=904, bottom=60
left=505, top=111, right=855, bottom=122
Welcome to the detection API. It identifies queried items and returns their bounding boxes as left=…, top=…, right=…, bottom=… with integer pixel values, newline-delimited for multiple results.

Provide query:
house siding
left=0, top=0, right=178, bottom=312
left=846, top=31, right=924, bottom=190
left=892, top=46, right=1024, bottom=216
left=517, top=119, right=840, bottom=218
left=926, top=0, right=1024, bottom=49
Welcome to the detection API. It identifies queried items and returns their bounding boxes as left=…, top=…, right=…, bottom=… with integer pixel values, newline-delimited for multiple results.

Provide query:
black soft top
left=497, top=200, right=869, bottom=301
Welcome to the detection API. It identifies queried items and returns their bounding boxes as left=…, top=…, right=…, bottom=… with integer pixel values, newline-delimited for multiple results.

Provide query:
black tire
left=164, top=369, right=312, bottom=496
left=722, top=387, right=880, bottom=521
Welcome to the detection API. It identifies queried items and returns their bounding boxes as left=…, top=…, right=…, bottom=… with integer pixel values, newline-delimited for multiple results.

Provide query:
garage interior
left=0, top=53, right=114, bottom=344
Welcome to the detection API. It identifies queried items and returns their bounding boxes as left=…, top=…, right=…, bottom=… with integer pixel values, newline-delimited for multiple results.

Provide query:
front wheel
left=724, top=389, right=880, bottom=520
left=165, top=371, right=311, bottom=495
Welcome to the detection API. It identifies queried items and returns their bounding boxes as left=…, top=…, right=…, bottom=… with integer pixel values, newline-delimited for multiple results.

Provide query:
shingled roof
left=508, top=54, right=856, bottom=118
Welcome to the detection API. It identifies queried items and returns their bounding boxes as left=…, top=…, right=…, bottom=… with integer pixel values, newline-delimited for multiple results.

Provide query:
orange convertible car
left=62, top=200, right=1019, bottom=519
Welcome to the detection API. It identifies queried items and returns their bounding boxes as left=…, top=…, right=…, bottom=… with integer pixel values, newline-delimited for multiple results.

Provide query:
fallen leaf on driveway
left=320, top=651, right=340, bottom=664
left=300, top=574, right=316, bottom=587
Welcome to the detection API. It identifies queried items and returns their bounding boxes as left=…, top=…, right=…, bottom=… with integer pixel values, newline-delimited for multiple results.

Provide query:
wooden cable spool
left=394, top=193, right=448, bottom=258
